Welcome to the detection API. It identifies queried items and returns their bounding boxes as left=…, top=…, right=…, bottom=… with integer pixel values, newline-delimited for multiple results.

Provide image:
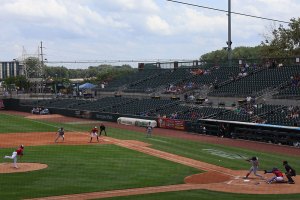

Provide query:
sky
left=0, top=0, right=299, bottom=68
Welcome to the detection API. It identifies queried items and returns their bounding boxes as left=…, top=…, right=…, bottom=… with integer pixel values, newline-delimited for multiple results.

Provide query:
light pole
left=227, top=0, right=232, bottom=67
left=55, top=74, right=58, bottom=95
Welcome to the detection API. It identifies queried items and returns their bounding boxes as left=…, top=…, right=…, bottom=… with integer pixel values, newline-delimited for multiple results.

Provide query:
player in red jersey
left=90, top=126, right=99, bottom=142
left=4, top=145, right=24, bottom=168
left=264, top=167, right=285, bottom=184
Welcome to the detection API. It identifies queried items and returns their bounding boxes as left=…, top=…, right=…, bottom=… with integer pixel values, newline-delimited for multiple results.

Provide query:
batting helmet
left=252, top=156, right=257, bottom=161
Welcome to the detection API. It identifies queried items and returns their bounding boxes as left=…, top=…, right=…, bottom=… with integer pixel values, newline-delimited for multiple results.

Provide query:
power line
left=166, top=0, right=290, bottom=24
left=45, top=59, right=195, bottom=64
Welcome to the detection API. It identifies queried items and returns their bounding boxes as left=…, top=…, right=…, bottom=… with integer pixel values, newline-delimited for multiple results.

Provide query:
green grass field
left=0, top=113, right=300, bottom=199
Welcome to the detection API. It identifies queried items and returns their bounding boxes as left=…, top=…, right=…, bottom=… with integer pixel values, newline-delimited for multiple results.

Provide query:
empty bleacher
left=208, top=65, right=300, bottom=97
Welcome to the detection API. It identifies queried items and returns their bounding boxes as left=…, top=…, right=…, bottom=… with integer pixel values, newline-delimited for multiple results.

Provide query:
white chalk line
left=147, top=138, right=169, bottom=143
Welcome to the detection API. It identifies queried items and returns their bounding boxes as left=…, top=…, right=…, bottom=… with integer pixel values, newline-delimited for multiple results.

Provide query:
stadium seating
left=209, top=66, right=299, bottom=97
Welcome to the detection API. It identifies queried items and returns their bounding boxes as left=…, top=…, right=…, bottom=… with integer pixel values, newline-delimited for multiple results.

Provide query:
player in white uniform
left=4, top=145, right=24, bottom=168
left=244, top=156, right=264, bottom=179
left=146, top=122, right=153, bottom=137
left=55, top=127, right=65, bottom=143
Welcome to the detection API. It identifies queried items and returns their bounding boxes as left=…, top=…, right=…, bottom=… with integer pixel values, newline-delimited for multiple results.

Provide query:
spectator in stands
left=218, top=124, right=226, bottom=137
left=190, top=111, right=198, bottom=120
left=31, top=107, right=38, bottom=114
left=189, top=94, right=195, bottom=101
left=202, top=125, right=206, bottom=134
left=184, top=93, right=188, bottom=101
left=271, top=59, right=277, bottom=68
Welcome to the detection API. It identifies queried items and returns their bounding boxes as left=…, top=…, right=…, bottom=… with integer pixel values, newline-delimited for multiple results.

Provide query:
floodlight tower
left=227, top=0, right=232, bottom=67
left=22, top=41, right=46, bottom=93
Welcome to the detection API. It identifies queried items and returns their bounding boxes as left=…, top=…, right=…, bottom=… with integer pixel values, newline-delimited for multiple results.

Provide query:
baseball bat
left=236, top=153, right=247, bottom=159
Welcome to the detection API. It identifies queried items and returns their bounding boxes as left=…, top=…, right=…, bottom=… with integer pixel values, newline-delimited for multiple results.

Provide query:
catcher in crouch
left=264, top=167, right=285, bottom=184
left=4, top=145, right=24, bottom=168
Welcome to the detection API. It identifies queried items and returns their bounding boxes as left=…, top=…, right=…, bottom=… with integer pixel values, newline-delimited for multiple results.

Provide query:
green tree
left=3, top=75, right=31, bottom=91
left=44, top=66, right=69, bottom=79
left=261, top=17, right=300, bottom=57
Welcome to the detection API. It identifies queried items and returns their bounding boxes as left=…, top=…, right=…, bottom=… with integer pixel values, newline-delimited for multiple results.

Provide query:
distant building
left=0, top=61, right=24, bottom=80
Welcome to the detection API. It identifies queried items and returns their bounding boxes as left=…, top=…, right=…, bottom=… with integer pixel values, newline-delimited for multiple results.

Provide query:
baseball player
left=90, top=126, right=99, bottom=142
left=3, top=145, right=24, bottom=168
left=146, top=122, right=153, bottom=137
left=264, top=167, right=285, bottom=184
left=283, top=160, right=296, bottom=184
left=244, top=156, right=264, bottom=179
left=55, top=127, right=65, bottom=143
left=99, top=123, right=107, bottom=136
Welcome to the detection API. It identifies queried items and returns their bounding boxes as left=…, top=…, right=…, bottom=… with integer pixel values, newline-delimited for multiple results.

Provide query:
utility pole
left=40, top=41, right=45, bottom=70
left=227, top=0, right=232, bottom=67
left=40, top=41, right=45, bottom=94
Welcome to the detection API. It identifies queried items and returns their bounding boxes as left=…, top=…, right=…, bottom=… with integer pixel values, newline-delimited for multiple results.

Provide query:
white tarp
left=117, top=117, right=157, bottom=128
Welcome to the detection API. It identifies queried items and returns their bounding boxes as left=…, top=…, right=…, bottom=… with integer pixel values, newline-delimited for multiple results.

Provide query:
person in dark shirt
left=283, top=160, right=296, bottom=184
left=99, top=123, right=107, bottom=136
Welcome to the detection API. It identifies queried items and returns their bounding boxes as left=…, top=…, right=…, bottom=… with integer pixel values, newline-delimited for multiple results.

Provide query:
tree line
left=200, top=17, right=300, bottom=65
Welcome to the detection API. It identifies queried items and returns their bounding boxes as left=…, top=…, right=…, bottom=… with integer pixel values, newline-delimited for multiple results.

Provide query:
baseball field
left=1, top=111, right=300, bottom=200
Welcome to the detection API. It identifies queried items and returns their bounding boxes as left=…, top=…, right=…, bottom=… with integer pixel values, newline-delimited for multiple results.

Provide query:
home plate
left=243, top=179, right=250, bottom=182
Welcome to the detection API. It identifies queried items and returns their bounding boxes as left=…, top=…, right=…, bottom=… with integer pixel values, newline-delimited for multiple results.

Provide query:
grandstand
left=2, top=60, right=300, bottom=147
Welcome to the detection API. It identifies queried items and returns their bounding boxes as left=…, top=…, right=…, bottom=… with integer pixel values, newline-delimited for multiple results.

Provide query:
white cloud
left=104, top=0, right=159, bottom=12
left=146, top=15, right=172, bottom=35
left=0, top=0, right=300, bottom=67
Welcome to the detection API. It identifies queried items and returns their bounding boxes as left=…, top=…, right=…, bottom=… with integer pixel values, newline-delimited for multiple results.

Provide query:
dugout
left=195, top=119, right=300, bottom=146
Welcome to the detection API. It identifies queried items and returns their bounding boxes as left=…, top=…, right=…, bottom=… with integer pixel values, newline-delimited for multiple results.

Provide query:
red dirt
left=0, top=132, right=112, bottom=148
left=185, top=171, right=231, bottom=184
left=0, top=163, right=48, bottom=173
left=1, top=111, right=300, bottom=199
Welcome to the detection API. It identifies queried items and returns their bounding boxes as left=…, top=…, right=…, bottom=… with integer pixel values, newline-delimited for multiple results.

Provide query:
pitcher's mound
left=0, top=163, right=48, bottom=173
left=185, top=171, right=231, bottom=184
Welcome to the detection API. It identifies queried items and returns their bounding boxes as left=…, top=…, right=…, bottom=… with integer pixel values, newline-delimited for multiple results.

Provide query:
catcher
left=244, top=156, right=264, bottom=179
left=264, top=167, right=285, bottom=184
left=3, top=145, right=24, bottom=168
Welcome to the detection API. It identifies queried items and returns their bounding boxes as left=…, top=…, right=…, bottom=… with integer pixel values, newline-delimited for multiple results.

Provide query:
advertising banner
left=157, top=118, right=185, bottom=130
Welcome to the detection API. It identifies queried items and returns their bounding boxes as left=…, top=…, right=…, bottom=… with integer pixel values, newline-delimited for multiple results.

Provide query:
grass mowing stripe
left=0, top=113, right=92, bottom=134
left=102, top=189, right=300, bottom=200
left=0, top=145, right=199, bottom=199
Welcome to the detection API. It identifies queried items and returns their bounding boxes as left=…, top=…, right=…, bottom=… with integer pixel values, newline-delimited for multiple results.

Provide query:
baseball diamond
left=0, top=111, right=300, bottom=200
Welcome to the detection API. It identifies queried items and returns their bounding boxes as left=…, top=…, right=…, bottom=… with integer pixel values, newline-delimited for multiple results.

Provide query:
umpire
left=283, top=160, right=296, bottom=184
left=100, top=123, right=107, bottom=136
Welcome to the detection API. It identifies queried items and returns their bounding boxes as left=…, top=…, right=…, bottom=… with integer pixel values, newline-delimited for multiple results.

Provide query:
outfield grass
left=0, top=113, right=97, bottom=133
left=1, top=112, right=300, bottom=199
left=103, top=190, right=300, bottom=200
left=107, top=127, right=300, bottom=172
left=0, top=145, right=199, bottom=199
